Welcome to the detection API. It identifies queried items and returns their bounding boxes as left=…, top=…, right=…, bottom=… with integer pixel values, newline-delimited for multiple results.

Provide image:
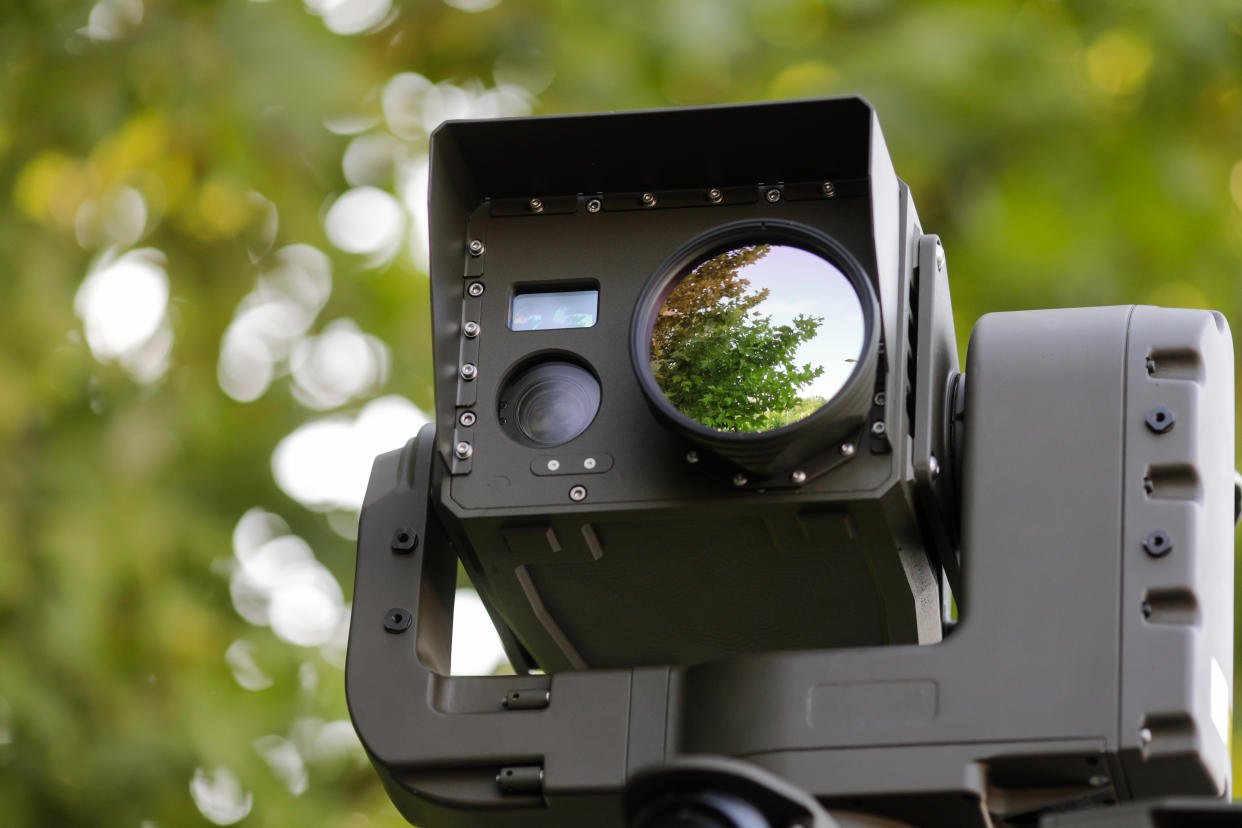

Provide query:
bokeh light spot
left=189, top=766, right=253, bottom=826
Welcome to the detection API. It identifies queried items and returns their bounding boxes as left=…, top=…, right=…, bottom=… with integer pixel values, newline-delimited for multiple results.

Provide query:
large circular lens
left=499, top=361, right=600, bottom=447
left=649, top=242, right=866, bottom=434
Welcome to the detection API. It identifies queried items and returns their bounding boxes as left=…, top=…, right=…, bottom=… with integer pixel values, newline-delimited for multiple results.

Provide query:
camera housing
left=426, top=97, right=956, bottom=671
left=346, top=98, right=1236, bottom=828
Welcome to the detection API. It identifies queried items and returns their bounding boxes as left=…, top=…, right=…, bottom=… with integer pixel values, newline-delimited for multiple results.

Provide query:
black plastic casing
left=426, top=97, right=952, bottom=672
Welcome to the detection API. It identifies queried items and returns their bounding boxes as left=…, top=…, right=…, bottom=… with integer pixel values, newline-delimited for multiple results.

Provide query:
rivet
left=547, top=459, right=560, bottom=471
left=707, top=187, right=723, bottom=203
left=586, top=198, right=602, bottom=213
left=455, top=441, right=473, bottom=460
left=871, top=421, right=887, bottom=436
left=528, top=198, right=544, bottom=213
left=732, top=473, right=748, bottom=487
left=641, top=192, right=656, bottom=207
left=874, top=391, right=886, bottom=406
left=468, top=239, right=485, bottom=256
left=790, top=470, right=807, bottom=485
left=765, top=187, right=782, bottom=203
left=822, top=181, right=835, bottom=197
left=467, top=281, right=485, bottom=297
left=840, top=442, right=856, bottom=457
left=458, top=410, right=477, bottom=427
left=583, top=457, right=597, bottom=470
left=568, top=485, right=587, bottom=502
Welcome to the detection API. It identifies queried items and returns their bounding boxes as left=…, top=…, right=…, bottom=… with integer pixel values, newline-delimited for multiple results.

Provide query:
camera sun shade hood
left=425, top=96, right=906, bottom=471
left=347, top=304, right=1235, bottom=827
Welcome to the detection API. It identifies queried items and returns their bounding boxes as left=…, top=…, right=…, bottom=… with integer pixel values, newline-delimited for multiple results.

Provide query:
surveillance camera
left=346, top=98, right=1238, bottom=828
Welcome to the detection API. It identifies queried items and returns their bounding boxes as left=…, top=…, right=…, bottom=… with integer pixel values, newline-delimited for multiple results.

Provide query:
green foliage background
left=2, top=0, right=1242, bottom=824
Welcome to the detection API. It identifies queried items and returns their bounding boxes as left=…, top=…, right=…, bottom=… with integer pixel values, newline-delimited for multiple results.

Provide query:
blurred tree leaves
left=2, top=0, right=1242, bottom=824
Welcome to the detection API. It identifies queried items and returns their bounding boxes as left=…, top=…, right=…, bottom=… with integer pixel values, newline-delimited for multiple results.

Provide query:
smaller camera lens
left=500, top=361, right=600, bottom=448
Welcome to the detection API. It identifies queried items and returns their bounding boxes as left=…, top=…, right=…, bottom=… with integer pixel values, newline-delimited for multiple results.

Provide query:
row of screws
left=520, top=182, right=837, bottom=217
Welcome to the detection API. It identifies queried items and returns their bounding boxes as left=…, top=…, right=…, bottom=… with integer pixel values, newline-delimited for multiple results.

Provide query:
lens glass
left=501, top=361, right=601, bottom=447
left=650, top=243, right=865, bottom=433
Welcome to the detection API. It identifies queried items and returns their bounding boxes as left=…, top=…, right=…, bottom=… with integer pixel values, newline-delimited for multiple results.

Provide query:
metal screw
left=935, top=245, right=946, bottom=272
left=463, top=320, right=480, bottom=338
left=568, top=485, right=587, bottom=502
left=391, top=527, right=418, bottom=553
left=583, top=457, right=597, bottom=470
left=707, top=187, right=723, bottom=203
left=467, top=281, right=485, bottom=297
left=1145, top=406, right=1175, bottom=434
left=929, top=454, right=941, bottom=481
left=732, top=473, right=748, bottom=487
left=528, top=198, right=544, bottom=213
left=874, top=391, right=886, bottom=406
left=455, top=441, right=473, bottom=460
left=765, top=187, right=781, bottom=203
left=822, top=181, right=835, bottom=197
left=458, top=411, right=477, bottom=427
left=468, top=239, right=485, bottom=256
left=641, top=192, right=656, bottom=207
left=460, top=363, right=478, bottom=381
left=840, top=442, right=856, bottom=457
left=1143, top=530, right=1172, bottom=558
left=586, top=198, right=602, bottom=213
left=384, top=607, right=412, bottom=633
left=547, top=459, right=560, bottom=471
left=871, top=421, right=887, bottom=436
left=790, top=470, right=807, bottom=485
left=685, top=451, right=699, bottom=464
left=1138, top=727, right=1153, bottom=746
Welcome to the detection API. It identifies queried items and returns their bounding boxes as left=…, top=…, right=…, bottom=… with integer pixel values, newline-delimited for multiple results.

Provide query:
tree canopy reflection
left=650, top=244, right=828, bottom=432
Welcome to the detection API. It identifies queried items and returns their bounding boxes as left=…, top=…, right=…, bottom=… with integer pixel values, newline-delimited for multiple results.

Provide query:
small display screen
left=509, top=288, right=599, bottom=331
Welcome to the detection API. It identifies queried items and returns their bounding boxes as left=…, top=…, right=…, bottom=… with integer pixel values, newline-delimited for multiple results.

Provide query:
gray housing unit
left=345, top=98, right=1236, bottom=827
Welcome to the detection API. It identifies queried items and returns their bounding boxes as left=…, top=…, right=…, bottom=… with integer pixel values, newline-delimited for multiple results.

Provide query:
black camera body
left=346, top=98, right=1237, bottom=828
left=428, top=98, right=956, bottom=672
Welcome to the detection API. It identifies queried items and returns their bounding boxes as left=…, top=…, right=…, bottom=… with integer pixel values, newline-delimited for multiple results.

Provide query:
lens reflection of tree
left=651, top=244, right=825, bottom=432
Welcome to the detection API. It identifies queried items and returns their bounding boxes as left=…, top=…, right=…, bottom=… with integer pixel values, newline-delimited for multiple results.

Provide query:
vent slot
left=1145, top=347, right=1202, bottom=382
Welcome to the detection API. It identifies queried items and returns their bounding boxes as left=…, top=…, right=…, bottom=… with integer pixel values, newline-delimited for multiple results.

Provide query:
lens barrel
left=631, top=219, right=880, bottom=477
left=498, top=360, right=601, bottom=448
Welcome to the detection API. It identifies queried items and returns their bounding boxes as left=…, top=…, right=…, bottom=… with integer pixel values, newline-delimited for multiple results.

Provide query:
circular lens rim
left=498, top=356, right=602, bottom=448
left=631, top=219, right=879, bottom=444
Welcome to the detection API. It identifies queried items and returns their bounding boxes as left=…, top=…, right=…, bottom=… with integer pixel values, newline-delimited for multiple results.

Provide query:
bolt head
left=707, top=187, right=722, bottom=203
left=468, top=239, right=484, bottom=256
left=790, top=470, right=807, bottom=485
left=685, top=451, right=699, bottom=464
left=568, top=485, right=587, bottom=502
left=871, top=420, right=887, bottom=436
left=528, top=198, right=543, bottom=213
left=732, top=473, right=748, bottom=487
left=460, top=363, right=477, bottom=380
left=641, top=192, right=656, bottom=206
left=1143, top=530, right=1172, bottom=558
left=467, top=281, right=485, bottom=297
left=765, top=187, right=781, bottom=203
left=458, top=410, right=477, bottom=427
left=928, top=454, right=941, bottom=480
left=874, top=391, right=886, bottom=406
left=547, top=459, right=560, bottom=471
left=391, top=527, right=418, bottom=552
left=454, top=441, right=473, bottom=460
left=840, top=442, right=856, bottom=457
left=463, top=321, right=480, bottom=338
left=822, top=181, right=835, bottom=197
left=384, top=607, right=412, bottom=633
left=1145, top=406, right=1175, bottom=434
left=586, top=198, right=602, bottom=213
left=583, top=457, right=597, bottom=470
